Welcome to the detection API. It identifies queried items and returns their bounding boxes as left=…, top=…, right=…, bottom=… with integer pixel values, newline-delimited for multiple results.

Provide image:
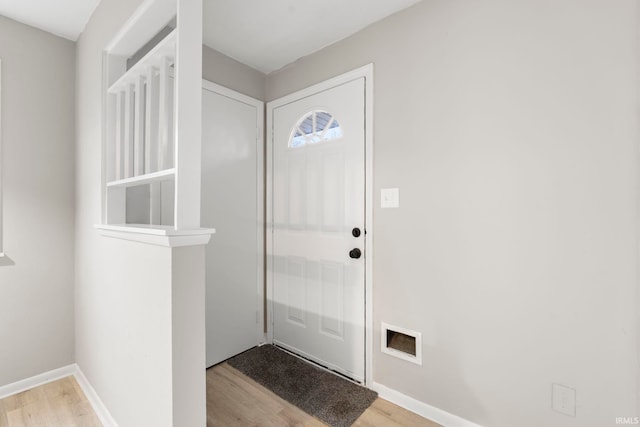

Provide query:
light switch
left=381, top=188, right=399, bottom=208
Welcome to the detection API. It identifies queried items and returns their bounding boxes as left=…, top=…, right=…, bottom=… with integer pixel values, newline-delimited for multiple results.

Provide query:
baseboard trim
left=73, top=366, right=119, bottom=427
left=0, top=364, right=77, bottom=399
left=0, top=364, right=117, bottom=427
left=371, top=381, right=483, bottom=427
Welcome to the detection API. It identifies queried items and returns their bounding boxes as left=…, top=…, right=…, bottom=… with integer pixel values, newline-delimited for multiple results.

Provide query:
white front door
left=270, top=77, right=366, bottom=381
left=202, top=81, right=264, bottom=368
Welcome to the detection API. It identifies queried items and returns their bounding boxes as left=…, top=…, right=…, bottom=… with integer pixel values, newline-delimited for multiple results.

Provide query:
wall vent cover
left=381, top=322, right=422, bottom=365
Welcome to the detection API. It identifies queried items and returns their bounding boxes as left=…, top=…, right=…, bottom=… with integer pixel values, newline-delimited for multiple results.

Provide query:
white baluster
left=124, top=84, right=135, bottom=178
left=158, top=57, right=173, bottom=171
left=115, top=91, right=124, bottom=180
left=134, top=75, right=145, bottom=176
left=145, top=67, right=159, bottom=174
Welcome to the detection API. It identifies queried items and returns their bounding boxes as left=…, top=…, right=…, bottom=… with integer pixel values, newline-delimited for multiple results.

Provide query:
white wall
left=267, top=1, right=639, bottom=426
left=0, top=15, right=75, bottom=387
left=171, top=245, right=206, bottom=427
left=75, top=0, right=175, bottom=425
left=77, top=238, right=173, bottom=426
left=75, top=1, right=265, bottom=425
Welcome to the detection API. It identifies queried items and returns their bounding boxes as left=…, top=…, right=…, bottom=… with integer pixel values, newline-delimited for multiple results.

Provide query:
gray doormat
left=227, top=345, right=377, bottom=427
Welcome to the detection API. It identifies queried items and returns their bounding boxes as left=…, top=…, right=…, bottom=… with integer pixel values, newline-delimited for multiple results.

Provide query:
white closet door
left=202, top=82, right=264, bottom=368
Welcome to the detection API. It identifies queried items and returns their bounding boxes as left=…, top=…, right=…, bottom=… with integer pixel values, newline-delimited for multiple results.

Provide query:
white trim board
left=265, top=63, right=374, bottom=385
left=74, top=366, right=119, bottom=427
left=95, top=224, right=215, bottom=247
left=0, top=364, right=118, bottom=427
left=372, top=381, right=483, bottom=427
left=0, top=365, right=76, bottom=400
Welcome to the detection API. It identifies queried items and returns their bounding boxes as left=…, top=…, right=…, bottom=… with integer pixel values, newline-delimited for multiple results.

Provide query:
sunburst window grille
left=289, top=110, right=343, bottom=148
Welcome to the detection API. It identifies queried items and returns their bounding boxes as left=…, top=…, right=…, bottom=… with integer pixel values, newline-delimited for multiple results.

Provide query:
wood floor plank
left=2, top=387, right=41, bottom=413
left=0, top=401, right=8, bottom=427
left=215, top=364, right=284, bottom=413
left=0, top=377, right=102, bottom=427
left=352, top=398, right=441, bottom=427
left=208, top=363, right=325, bottom=427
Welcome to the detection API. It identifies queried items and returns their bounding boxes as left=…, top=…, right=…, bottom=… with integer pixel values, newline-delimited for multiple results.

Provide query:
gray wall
left=203, top=45, right=265, bottom=101
left=267, top=1, right=639, bottom=426
left=0, top=15, right=76, bottom=386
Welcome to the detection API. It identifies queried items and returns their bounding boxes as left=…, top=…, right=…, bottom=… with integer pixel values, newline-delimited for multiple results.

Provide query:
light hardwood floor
left=0, top=376, right=102, bottom=427
left=0, top=364, right=442, bottom=427
left=207, top=362, right=442, bottom=427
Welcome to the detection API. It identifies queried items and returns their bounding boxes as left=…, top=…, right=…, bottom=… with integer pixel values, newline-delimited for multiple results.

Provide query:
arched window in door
left=289, top=110, right=343, bottom=148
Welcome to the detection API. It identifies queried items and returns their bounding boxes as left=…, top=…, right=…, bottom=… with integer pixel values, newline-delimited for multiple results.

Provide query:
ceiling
left=0, top=0, right=100, bottom=41
left=202, top=0, right=422, bottom=74
left=0, top=0, right=421, bottom=73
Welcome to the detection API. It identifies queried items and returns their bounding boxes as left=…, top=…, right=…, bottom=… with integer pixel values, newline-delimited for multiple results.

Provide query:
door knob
left=352, top=227, right=361, bottom=238
left=349, top=248, right=362, bottom=259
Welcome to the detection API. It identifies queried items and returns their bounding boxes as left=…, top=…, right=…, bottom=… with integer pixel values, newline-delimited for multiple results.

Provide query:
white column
left=172, top=1, right=205, bottom=426
left=173, top=0, right=203, bottom=230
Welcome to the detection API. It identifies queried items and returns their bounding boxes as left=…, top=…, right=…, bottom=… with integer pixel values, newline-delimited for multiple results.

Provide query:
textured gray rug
left=227, top=345, right=377, bottom=427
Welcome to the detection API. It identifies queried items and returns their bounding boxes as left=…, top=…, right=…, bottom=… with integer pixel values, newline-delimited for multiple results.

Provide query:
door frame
left=202, top=79, right=266, bottom=349
left=265, top=64, right=374, bottom=386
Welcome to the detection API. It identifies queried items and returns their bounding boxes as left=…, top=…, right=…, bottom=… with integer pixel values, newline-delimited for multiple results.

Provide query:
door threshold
left=273, top=344, right=362, bottom=386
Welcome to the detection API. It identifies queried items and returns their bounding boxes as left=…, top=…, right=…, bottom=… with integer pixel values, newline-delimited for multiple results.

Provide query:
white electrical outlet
left=552, top=383, right=576, bottom=417
left=381, top=188, right=399, bottom=208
